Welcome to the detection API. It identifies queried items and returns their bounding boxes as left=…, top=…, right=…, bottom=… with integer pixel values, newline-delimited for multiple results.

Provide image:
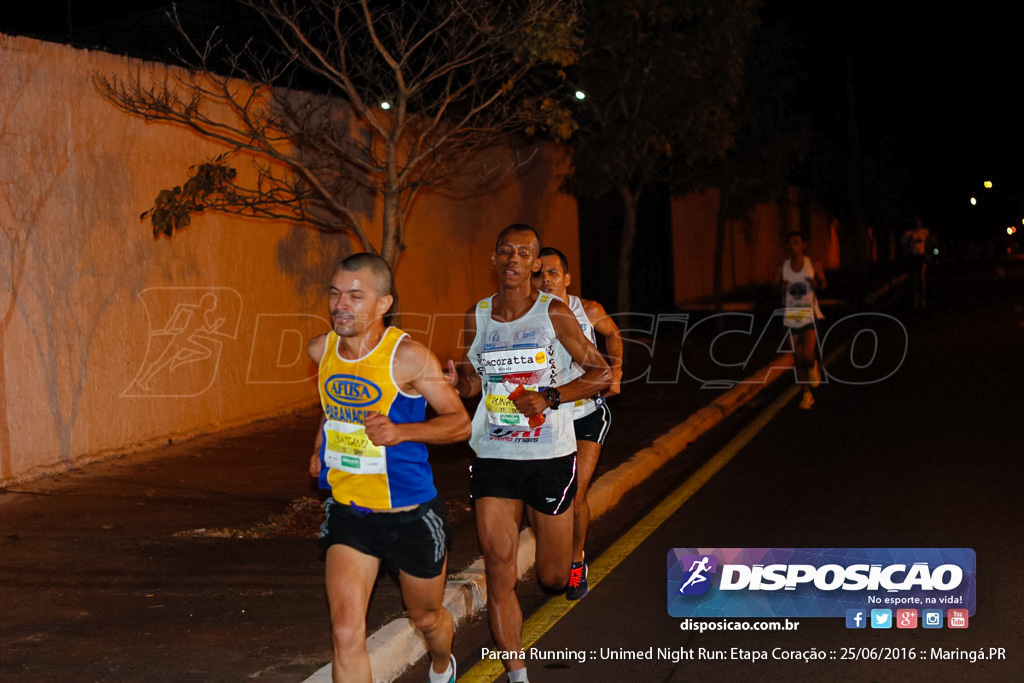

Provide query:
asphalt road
left=4, top=257, right=1019, bottom=683
left=0, top=267, right=784, bottom=683
left=401, top=256, right=1024, bottom=682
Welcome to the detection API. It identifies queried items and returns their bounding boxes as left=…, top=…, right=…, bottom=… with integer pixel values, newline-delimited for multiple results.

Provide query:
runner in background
left=902, top=216, right=932, bottom=310
left=778, top=231, right=827, bottom=410
left=533, top=246, right=622, bottom=600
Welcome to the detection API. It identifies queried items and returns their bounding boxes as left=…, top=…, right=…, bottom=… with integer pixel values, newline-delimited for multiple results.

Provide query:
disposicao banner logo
left=667, top=548, right=976, bottom=618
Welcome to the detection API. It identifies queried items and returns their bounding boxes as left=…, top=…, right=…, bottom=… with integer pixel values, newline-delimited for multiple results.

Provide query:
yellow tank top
left=316, top=326, right=433, bottom=509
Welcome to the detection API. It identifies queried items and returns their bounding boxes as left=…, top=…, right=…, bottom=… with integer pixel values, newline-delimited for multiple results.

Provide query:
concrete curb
left=586, top=355, right=793, bottom=520
left=303, top=354, right=796, bottom=683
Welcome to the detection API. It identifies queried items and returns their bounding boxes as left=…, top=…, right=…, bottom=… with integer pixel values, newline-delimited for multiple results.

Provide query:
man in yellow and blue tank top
left=307, top=253, right=470, bottom=683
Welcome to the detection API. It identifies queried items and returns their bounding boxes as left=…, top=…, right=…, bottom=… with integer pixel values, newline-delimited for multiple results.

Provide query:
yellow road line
left=459, top=381, right=802, bottom=682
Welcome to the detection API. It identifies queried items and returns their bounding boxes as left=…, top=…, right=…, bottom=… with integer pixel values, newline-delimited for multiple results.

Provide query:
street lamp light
left=984, top=180, right=993, bottom=189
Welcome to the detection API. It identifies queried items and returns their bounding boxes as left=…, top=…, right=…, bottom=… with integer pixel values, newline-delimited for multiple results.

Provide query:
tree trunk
left=0, top=331, right=12, bottom=481
left=844, top=13, right=869, bottom=280
left=617, top=185, right=639, bottom=315
left=380, top=188, right=403, bottom=326
left=713, top=188, right=729, bottom=315
left=380, top=189, right=402, bottom=267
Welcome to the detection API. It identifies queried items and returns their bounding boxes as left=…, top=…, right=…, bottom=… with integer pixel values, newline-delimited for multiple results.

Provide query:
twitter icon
left=870, top=609, right=892, bottom=629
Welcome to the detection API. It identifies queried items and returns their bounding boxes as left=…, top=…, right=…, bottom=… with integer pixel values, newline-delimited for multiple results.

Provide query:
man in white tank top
left=446, top=224, right=611, bottom=683
left=778, top=231, right=827, bottom=410
left=533, top=247, right=622, bottom=601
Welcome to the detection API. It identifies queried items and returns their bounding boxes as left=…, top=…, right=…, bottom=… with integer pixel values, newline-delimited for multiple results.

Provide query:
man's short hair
left=495, top=223, right=541, bottom=252
left=335, top=252, right=394, bottom=297
left=538, top=246, right=569, bottom=273
left=786, top=230, right=806, bottom=242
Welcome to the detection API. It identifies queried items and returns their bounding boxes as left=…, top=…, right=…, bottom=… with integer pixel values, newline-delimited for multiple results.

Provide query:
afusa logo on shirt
left=325, top=374, right=382, bottom=407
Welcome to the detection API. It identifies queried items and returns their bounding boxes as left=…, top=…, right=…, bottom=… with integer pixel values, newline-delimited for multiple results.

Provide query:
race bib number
left=479, top=346, right=550, bottom=428
left=485, top=383, right=536, bottom=428
left=785, top=305, right=813, bottom=326
left=323, top=419, right=385, bottom=474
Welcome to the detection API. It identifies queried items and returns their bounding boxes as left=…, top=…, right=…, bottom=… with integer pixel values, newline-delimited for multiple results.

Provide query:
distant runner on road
left=778, top=231, right=827, bottom=410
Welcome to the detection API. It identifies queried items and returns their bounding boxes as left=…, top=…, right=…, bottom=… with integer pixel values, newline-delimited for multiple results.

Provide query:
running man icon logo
left=122, top=287, right=243, bottom=398
left=677, top=554, right=718, bottom=596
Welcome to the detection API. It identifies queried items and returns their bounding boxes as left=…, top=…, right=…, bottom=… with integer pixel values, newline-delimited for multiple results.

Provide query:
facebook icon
left=845, top=609, right=867, bottom=629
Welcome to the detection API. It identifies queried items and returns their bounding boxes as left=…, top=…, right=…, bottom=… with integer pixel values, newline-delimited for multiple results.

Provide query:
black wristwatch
left=543, top=387, right=562, bottom=409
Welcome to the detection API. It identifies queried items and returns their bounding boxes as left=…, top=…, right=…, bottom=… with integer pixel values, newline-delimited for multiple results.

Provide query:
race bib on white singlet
left=479, top=347, right=549, bottom=428
left=785, top=305, right=814, bottom=327
left=322, top=419, right=386, bottom=474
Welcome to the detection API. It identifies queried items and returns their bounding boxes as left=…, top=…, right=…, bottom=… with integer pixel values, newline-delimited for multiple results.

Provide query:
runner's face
left=532, top=255, right=569, bottom=299
left=492, top=231, right=540, bottom=286
left=788, top=235, right=805, bottom=257
left=327, top=267, right=390, bottom=337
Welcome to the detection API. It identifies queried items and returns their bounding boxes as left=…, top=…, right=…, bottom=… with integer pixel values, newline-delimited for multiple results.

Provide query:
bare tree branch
left=94, top=0, right=582, bottom=266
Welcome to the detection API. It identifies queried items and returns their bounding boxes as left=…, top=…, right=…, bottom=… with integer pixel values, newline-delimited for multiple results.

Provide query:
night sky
left=3, top=1, right=1021, bottom=246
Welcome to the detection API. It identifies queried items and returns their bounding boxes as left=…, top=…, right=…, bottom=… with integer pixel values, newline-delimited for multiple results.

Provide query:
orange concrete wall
left=394, top=143, right=579, bottom=360
left=0, top=34, right=577, bottom=484
left=670, top=188, right=838, bottom=305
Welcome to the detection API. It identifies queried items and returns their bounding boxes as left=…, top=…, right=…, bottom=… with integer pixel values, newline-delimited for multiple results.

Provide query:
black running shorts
left=470, top=454, right=577, bottom=515
left=573, top=401, right=612, bottom=445
left=318, top=495, right=450, bottom=579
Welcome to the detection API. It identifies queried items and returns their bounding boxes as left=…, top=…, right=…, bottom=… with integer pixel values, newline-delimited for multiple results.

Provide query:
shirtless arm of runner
left=307, top=334, right=328, bottom=477
left=777, top=262, right=789, bottom=294
left=813, top=260, right=828, bottom=291
left=444, top=304, right=483, bottom=399
left=309, top=414, right=326, bottom=477
left=363, top=338, right=472, bottom=447
left=584, top=298, right=623, bottom=397
left=512, top=299, right=611, bottom=418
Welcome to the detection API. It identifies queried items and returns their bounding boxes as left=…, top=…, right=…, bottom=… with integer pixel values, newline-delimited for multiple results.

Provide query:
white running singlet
left=468, top=294, right=576, bottom=460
